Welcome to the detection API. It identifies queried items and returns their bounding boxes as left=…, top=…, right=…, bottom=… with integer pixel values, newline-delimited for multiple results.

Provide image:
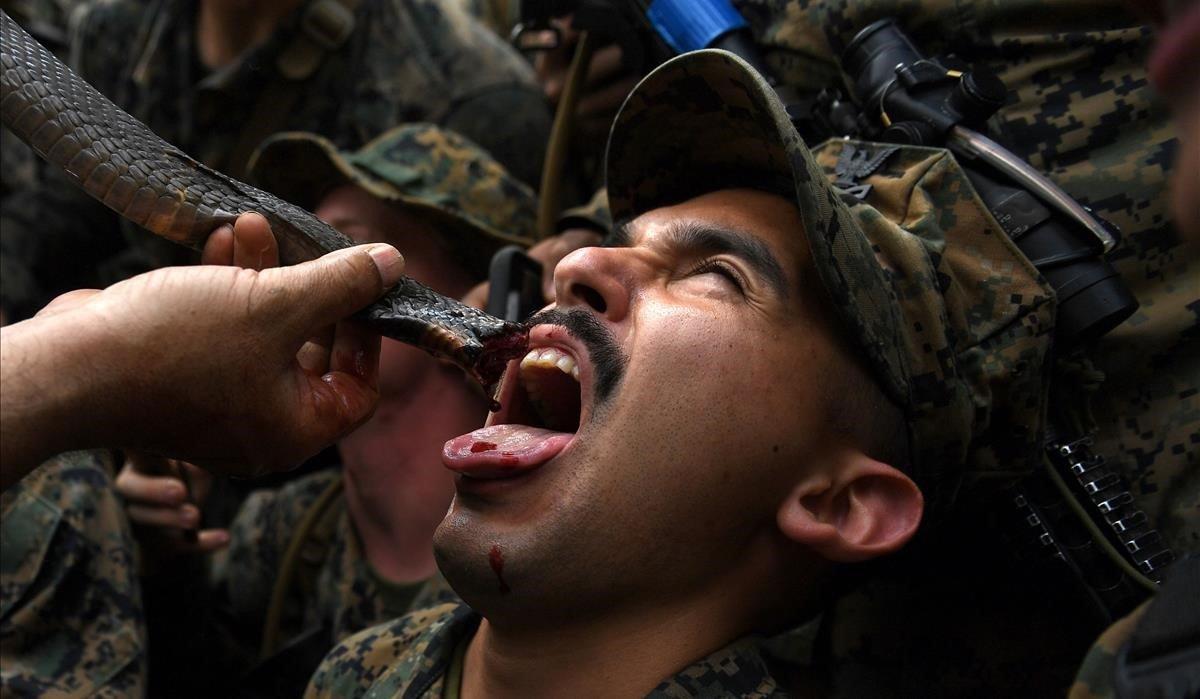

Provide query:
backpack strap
left=260, top=474, right=345, bottom=659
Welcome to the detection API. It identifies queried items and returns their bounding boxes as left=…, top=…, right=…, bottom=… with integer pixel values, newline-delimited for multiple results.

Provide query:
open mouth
left=443, top=329, right=588, bottom=480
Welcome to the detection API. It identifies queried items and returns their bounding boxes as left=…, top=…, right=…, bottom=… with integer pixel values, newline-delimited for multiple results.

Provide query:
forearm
left=0, top=318, right=108, bottom=489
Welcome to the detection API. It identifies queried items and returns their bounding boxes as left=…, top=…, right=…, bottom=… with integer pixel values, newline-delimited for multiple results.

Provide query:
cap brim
left=247, top=132, right=364, bottom=211
left=604, top=50, right=912, bottom=404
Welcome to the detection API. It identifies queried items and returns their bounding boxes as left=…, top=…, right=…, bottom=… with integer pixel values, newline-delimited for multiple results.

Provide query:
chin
left=433, top=509, right=517, bottom=607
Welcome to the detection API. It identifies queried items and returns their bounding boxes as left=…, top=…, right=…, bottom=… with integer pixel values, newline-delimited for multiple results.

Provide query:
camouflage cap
left=246, top=124, right=537, bottom=275
left=605, top=50, right=1056, bottom=513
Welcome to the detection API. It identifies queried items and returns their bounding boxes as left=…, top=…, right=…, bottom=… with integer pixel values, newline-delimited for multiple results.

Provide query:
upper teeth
left=520, top=347, right=580, bottom=381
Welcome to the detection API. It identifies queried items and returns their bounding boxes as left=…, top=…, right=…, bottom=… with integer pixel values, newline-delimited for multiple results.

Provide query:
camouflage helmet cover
left=604, top=50, right=1056, bottom=512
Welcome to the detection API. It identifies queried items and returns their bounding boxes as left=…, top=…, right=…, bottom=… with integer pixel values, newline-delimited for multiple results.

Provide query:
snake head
left=358, top=279, right=529, bottom=387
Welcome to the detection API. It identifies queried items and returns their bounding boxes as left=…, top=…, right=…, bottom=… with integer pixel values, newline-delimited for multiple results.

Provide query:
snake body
left=0, top=10, right=527, bottom=384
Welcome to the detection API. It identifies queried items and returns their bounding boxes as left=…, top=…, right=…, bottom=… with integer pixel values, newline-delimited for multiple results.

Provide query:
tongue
left=443, top=424, right=572, bottom=477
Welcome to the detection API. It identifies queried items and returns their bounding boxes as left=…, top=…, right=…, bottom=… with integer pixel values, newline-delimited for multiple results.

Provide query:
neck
left=461, top=586, right=754, bottom=699
left=195, top=0, right=303, bottom=69
left=342, top=369, right=486, bottom=584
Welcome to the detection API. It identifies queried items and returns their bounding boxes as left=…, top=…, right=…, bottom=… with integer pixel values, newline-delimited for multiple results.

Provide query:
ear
left=776, top=453, right=923, bottom=563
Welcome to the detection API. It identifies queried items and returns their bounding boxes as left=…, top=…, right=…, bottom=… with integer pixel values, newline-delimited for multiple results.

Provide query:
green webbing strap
left=259, top=475, right=344, bottom=660
left=536, top=30, right=596, bottom=240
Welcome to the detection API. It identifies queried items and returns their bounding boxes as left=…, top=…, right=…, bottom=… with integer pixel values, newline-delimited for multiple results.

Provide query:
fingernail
left=164, top=483, right=184, bottom=501
left=182, top=506, right=199, bottom=526
left=366, top=244, right=404, bottom=287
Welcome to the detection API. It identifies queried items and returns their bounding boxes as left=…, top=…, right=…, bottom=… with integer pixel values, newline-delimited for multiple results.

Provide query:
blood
left=488, top=544, right=511, bottom=594
left=475, top=327, right=530, bottom=386
left=470, top=441, right=497, bottom=453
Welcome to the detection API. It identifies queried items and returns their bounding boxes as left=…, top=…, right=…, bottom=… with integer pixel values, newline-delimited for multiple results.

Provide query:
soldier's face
left=435, top=189, right=844, bottom=616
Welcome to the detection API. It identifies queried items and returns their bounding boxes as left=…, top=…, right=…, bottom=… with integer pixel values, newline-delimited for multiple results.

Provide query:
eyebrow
left=609, top=219, right=790, bottom=299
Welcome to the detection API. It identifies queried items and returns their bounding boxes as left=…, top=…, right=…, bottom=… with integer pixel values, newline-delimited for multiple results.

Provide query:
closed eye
left=685, top=258, right=746, bottom=293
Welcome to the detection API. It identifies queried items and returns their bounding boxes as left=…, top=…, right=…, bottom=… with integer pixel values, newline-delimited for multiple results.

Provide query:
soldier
left=0, top=0, right=551, bottom=321
left=114, top=124, right=543, bottom=697
left=304, top=49, right=1061, bottom=698
left=518, top=2, right=1196, bottom=691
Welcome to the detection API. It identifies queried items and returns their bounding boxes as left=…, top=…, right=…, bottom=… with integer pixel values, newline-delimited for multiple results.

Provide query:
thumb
left=264, top=244, right=405, bottom=332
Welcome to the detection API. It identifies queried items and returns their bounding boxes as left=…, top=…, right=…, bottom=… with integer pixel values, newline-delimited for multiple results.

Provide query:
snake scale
left=0, top=10, right=528, bottom=385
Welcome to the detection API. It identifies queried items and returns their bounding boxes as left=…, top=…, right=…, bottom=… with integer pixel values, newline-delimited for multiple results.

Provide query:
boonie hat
left=247, top=124, right=537, bottom=276
left=605, top=51, right=1056, bottom=513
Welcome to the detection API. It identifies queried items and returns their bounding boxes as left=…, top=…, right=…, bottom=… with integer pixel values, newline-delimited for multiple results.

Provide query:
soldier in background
left=113, top=124, right=543, bottom=697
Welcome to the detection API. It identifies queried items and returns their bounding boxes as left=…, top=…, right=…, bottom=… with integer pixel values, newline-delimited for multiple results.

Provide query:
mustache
left=524, top=308, right=627, bottom=403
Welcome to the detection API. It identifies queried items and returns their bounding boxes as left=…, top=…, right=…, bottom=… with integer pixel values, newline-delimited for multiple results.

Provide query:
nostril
left=574, top=283, right=607, bottom=313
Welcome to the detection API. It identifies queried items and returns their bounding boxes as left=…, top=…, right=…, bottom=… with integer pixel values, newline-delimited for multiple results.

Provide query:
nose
left=552, top=246, right=631, bottom=323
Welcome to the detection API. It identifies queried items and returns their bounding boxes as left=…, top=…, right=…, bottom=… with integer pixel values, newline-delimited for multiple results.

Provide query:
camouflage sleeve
left=306, top=603, right=461, bottom=699
left=0, top=450, right=146, bottom=698
left=1068, top=602, right=1150, bottom=699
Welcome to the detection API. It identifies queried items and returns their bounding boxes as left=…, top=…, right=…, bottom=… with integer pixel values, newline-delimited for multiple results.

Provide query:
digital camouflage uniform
left=306, top=602, right=787, bottom=698
left=0, top=0, right=551, bottom=320
left=728, top=2, right=1198, bottom=695
left=740, top=0, right=1197, bottom=557
left=306, top=48, right=1062, bottom=697
left=0, top=450, right=145, bottom=698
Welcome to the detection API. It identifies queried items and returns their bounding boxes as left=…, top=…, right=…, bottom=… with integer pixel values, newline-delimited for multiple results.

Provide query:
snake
left=0, top=10, right=528, bottom=386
